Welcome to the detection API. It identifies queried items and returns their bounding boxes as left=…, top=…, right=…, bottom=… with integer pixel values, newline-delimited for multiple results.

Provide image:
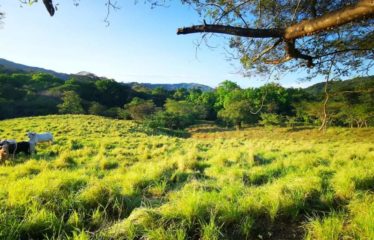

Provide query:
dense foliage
left=0, top=68, right=373, bottom=129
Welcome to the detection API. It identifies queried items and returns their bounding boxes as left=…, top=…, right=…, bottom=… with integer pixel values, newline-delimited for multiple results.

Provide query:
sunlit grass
left=0, top=115, right=373, bottom=239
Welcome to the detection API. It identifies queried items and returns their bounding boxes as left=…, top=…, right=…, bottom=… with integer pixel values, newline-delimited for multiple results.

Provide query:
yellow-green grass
left=0, top=115, right=373, bottom=239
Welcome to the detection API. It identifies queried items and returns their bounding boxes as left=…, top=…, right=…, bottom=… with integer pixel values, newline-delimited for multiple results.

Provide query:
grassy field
left=0, top=115, right=373, bottom=240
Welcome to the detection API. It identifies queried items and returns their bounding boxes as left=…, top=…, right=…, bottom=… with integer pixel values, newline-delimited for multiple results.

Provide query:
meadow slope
left=0, top=115, right=373, bottom=240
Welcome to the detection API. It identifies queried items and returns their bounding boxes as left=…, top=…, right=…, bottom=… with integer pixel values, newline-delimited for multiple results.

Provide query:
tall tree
left=124, top=97, right=156, bottom=120
left=218, top=100, right=255, bottom=129
left=57, top=91, right=85, bottom=114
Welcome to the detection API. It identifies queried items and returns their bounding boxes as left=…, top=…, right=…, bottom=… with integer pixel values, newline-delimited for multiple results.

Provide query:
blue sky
left=0, top=1, right=331, bottom=88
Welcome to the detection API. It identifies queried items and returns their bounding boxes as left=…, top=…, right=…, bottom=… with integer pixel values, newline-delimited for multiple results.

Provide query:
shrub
left=146, top=111, right=195, bottom=129
left=259, top=113, right=282, bottom=126
left=125, top=98, right=156, bottom=120
left=218, top=100, right=256, bottom=129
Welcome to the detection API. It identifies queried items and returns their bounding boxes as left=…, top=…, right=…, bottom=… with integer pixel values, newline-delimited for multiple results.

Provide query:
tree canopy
left=0, top=67, right=373, bottom=127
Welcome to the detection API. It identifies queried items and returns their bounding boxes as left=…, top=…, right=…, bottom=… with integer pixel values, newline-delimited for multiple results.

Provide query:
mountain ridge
left=1, top=58, right=372, bottom=93
left=0, top=58, right=70, bottom=80
left=0, top=58, right=213, bottom=91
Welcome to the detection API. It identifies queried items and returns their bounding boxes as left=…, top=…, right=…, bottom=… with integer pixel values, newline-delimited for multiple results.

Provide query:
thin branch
left=315, top=48, right=374, bottom=58
left=251, top=38, right=282, bottom=63
left=104, top=0, right=120, bottom=26
left=264, top=55, right=293, bottom=65
left=319, top=55, right=336, bottom=131
left=291, top=0, right=302, bottom=22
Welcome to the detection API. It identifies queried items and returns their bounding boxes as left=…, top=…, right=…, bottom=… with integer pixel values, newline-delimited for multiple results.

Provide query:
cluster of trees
left=1, top=67, right=372, bottom=129
left=132, top=78, right=373, bottom=130
left=0, top=69, right=134, bottom=119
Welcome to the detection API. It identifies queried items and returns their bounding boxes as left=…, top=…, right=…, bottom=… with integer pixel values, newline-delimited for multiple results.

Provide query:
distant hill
left=127, top=82, right=213, bottom=92
left=1, top=58, right=372, bottom=93
left=0, top=58, right=70, bottom=80
left=305, top=75, right=374, bottom=96
left=70, top=71, right=106, bottom=82
left=0, top=58, right=213, bottom=91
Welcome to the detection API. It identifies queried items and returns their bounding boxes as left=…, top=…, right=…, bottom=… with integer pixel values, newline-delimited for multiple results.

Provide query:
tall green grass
left=0, top=115, right=373, bottom=239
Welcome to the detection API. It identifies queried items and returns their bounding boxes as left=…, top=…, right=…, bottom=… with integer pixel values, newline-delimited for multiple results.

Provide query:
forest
left=0, top=67, right=373, bottom=130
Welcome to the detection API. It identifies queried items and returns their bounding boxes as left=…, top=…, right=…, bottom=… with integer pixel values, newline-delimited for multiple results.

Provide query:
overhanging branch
left=43, top=0, right=55, bottom=16
left=285, top=41, right=314, bottom=67
left=177, top=0, right=374, bottom=41
left=177, top=24, right=283, bottom=38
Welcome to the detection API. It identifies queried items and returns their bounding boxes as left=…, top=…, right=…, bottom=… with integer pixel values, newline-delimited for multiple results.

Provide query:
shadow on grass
left=188, top=126, right=234, bottom=134
left=129, top=125, right=191, bottom=138
left=246, top=190, right=346, bottom=240
left=286, top=126, right=316, bottom=132
left=254, top=154, right=275, bottom=165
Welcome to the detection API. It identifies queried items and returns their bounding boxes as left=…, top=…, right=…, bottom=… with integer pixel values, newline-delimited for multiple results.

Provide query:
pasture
left=0, top=115, right=373, bottom=240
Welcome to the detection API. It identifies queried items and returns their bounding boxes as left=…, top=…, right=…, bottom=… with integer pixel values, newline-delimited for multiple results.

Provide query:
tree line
left=0, top=68, right=373, bottom=129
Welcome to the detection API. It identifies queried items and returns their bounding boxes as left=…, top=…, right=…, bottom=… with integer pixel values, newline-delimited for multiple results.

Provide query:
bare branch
left=177, top=24, right=283, bottom=38
left=42, top=0, right=55, bottom=16
left=251, top=38, right=282, bottom=63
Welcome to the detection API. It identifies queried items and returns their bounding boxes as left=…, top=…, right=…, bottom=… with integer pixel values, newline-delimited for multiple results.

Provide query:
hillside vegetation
left=0, top=115, right=373, bottom=239
left=1, top=65, right=373, bottom=129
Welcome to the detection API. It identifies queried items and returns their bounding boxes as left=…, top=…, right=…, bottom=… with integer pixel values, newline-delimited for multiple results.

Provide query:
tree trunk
left=236, top=121, right=242, bottom=130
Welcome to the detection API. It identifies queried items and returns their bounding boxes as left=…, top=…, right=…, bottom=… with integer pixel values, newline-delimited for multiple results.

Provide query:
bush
left=218, top=100, right=256, bottom=129
left=259, top=113, right=282, bottom=126
left=88, top=101, right=106, bottom=115
left=103, top=107, right=129, bottom=119
left=125, top=98, right=156, bottom=120
left=145, top=111, right=195, bottom=129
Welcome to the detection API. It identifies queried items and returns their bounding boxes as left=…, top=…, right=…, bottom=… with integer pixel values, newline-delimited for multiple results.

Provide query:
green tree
left=173, top=88, right=189, bottom=100
left=30, top=73, right=63, bottom=90
left=218, top=100, right=255, bottom=129
left=259, top=113, right=282, bottom=127
left=57, top=91, right=85, bottom=114
left=165, top=99, right=205, bottom=120
left=147, top=96, right=213, bottom=130
left=146, top=111, right=192, bottom=130
left=215, top=80, right=241, bottom=109
left=258, top=83, right=289, bottom=114
left=151, top=87, right=170, bottom=106
left=186, top=90, right=217, bottom=120
left=124, top=97, right=156, bottom=120
left=339, top=104, right=372, bottom=128
left=95, top=79, right=131, bottom=107
left=88, top=102, right=106, bottom=116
